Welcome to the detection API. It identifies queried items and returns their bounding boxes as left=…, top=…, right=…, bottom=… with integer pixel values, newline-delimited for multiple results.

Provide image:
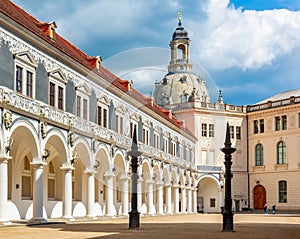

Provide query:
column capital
left=84, top=170, right=97, bottom=175
left=145, top=180, right=154, bottom=184
left=104, top=172, right=115, bottom=178
left=172, top=184, right=179, bottom=188
left=30, top=161, right=47, bottom=168
left=0, top=156, right=11, bottom=163
left=60, top=165, right=74, bottom=172
left=119, top=176, right=130, bottom=181
left=156, top=182, right=164, bottom=186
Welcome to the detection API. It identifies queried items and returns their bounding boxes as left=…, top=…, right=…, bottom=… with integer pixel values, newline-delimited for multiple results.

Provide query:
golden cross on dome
left=178, top=12, right=182, bottom=22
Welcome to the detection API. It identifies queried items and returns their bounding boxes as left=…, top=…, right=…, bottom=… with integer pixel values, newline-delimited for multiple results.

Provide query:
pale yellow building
left=248, top=90, right=300, bottom=212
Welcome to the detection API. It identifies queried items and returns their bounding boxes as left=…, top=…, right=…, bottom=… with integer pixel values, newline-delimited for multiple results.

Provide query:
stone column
left=120, top=176, right=129, bottom=216
left=31, top=162, right=47, bottom=223
left=193, top=188, right=197, bottom=213
left=137, top=177, right=143, bottom=212
left=173, top=184, right=179, bottom=214
left=187, top=187, right=192, bottom=213
left=85, top=170, right=96, bottom=218
left=166, top=185, right=172, bottom=214
left=181, top=187, right=186, bottom=213
left=0, top=157, right=11, bottom=224
left=61, top=166, right=73, bottom=219
left=156, top=182, right=164, bottom=215
left=146, top=180, right=155, bottom=215
left=105, top=173, right=115, bottom=216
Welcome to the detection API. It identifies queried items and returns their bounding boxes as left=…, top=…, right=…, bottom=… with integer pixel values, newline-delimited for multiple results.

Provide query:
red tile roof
left=0, top=0, right=196, bottom=139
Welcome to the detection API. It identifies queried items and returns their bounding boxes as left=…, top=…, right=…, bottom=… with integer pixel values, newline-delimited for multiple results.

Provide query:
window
left=255, top=144, right=264, bottom=166
left=210, top=198, right=216, bottom=207
left=14, top=52, right=37, bottom=98
left=171, top=141, right=177, bottom=156
left=22, top=156, right=32, bottom=199
left=202, top=124, right=207, bottom=137
left=154, top=132, right=160, bottom=149
left=278, top=180, right=287, bottom=203
left=163, top=137, right=168, bottom=153
left=115, top=113, right=124, bottom=134
left=277, top=141, right=286, bottom=164
left=97, top=104, right=108, bottom=128
left=275, top=117, right=281, bottom=131
left=48, top=161, right=55, bottom=200
left=76, top=84, right=91, bottom=120
left=254, top=120, right=259, bottom=134
left=130, top=122, right=137, bottom=138
left=236, top=126, right=241, bottom=139
left=260, top=119, right=264, bottom=133
left=229, top=126, right=234, bottom=139
left=142, top=127, right=150, bottom=145
left=282, top=115, right=287, bottom=130
left=209, top=124, right=214, bottom=137
left=49, top=74, right=66, bottom=110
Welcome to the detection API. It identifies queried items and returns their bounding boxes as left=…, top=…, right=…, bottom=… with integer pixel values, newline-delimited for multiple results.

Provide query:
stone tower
left=154, top=13, right=210, bottom=108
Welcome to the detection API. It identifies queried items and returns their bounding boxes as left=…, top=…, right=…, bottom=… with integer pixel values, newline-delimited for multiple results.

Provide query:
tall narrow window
left=229, top=126, right=234, bottom=139
left=26, top=71, right=33, bottom=97
left=97, top=106, right=102, bottom=126
left=22, top=156, right=32, bottom=199
left=58, top=86, right=64, bottom=110
left=103, top=108, right=107, bottom=128
left=76, top=95, right=81, bottom=117
left=259, top=119, right=264, bottom=133
left=236, top=126, right=241, bottom=139
left=49, top=82, right=55, bottom=107
left=16, top=66, right=23, bottom=93
left=83, top=98, right=88, bottom=120
left=254, top=120, right=258, bottom=134
left=209, top=124, right=214, bottom=137
left=275, top=117, right=280, bottom=131
left=202, top=124, right=207, bottom=137
left=255, top=144, right=263, bottom=166
left=130, top=122, right=137, bottom=138
left=278, top=180, right=287, bottom=203
left=277, top=141, right=286, bottom=164
left=282, top=115, right=287, bottom=130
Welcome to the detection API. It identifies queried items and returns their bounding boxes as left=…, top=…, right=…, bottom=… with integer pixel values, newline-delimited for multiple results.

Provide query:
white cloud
left=190, top=0, right=300, bottom=70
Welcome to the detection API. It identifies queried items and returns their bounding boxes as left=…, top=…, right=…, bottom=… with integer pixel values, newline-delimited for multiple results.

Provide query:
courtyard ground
left=1, top=213, right=300, bottom=239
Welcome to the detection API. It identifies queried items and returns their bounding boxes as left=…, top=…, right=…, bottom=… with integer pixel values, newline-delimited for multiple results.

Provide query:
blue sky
left=11, top=0, right=300, bottom=105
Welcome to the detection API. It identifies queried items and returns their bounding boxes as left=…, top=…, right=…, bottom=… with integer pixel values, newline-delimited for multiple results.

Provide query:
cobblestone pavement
left=1, top=213, right=300, bottom=239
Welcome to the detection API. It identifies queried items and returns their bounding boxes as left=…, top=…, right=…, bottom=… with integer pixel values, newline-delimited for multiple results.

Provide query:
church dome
left=154, top=13, right=210, bottom=107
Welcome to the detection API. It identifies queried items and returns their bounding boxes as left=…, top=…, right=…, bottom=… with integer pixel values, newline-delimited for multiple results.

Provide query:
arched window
left=22, top=156, right=32, bottom=199
left=277, top=141, right=286, bottom=164
left=278, top=180, right=287, bottom=203
left=255, top=144, right=264, bottom=166
left=48, top=161, right=55, bottom=200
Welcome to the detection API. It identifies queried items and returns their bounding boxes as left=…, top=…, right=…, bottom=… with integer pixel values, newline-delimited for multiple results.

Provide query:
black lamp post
left=221, top=123, right=236, bottom=232
left=128, top=127, right=142, bottom=229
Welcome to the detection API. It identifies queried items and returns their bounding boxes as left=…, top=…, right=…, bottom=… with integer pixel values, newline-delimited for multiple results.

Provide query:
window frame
left=278, top=180, right=287, bottom=203
left=48, top=74, right=66, bottom=110
left=255, top=143, right=264, bottom=166
left=14, top=56, right=36, bottom=98
left=76, top=90, right=90, bottom=120
left=277, top=141, right=286, bottom=164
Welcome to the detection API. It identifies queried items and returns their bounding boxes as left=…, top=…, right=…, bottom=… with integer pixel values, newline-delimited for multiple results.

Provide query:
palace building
left=0, top=0, right=300, bottom=225
left=0, top=1, right=198, bottom=224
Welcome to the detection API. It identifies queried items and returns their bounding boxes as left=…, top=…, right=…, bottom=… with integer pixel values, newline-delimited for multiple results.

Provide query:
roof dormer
left=37, top=21, right=57, bottom=40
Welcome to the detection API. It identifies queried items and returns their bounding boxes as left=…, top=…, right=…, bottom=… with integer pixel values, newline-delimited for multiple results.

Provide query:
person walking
left=272, top=205, right=276, bottom=215
left=264, top=204, right=268, bottom=215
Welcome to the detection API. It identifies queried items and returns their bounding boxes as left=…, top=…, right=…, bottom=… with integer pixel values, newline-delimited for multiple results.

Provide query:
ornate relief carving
left=3, top=110, right=12, bottom=129
left=40, top=121, right=47, bottom=139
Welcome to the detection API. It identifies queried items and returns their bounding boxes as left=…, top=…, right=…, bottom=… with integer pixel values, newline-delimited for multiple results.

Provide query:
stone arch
left=9, top=121, right=40, bottom=219
left=74, top=137, right=91, bottom=169
left=197, top=175, right=220, bottom=213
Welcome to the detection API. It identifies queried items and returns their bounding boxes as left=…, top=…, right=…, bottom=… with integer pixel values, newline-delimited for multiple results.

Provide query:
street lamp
left=221, top=123, right=236, bottom=232
left=128, top=127, right=142, bottom=229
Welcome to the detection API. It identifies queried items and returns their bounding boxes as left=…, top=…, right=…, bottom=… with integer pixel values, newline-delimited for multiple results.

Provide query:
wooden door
left=253, top=185, right=266, bottom=209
